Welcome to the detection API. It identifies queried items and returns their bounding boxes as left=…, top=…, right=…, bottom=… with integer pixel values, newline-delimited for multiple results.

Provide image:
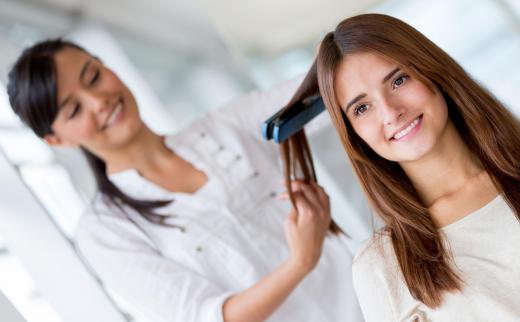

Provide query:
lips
left=390, top=114, right=423, bottom=141
left=102, top=99, right=124, bottom=130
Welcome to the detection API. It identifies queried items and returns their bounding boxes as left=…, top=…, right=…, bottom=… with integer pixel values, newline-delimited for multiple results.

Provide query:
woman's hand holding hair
left=222, top=181, right=331, bottom=322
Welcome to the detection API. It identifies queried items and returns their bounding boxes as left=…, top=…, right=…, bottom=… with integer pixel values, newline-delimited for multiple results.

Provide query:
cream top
left=353, top=195, right=520, bottom=322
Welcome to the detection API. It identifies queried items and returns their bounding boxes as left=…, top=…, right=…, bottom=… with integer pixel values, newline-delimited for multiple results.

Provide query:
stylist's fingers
left=310, top=182, right=330, bottom=210
left=291, top=190, right=316, bottom=221
left=289, top=180, right=321, bottom=211
left=284, top=208, right=298, bottom=231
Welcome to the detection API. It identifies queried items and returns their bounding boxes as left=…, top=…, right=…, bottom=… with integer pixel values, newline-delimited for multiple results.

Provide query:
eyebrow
left=382, top=67, right=400, bottom=84
left=344, top=67, right=401, bottom=112
left=345, top=94, right=367, bottom=112
left=58, top=59, right=92, bottom=109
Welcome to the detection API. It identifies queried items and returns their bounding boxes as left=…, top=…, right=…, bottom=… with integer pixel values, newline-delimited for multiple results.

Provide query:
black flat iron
left=262, top=95, right=325, bottom=143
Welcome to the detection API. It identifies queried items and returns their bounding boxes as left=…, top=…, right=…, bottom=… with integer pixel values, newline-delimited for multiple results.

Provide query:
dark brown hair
left=7, top=39, right=173, bottom=224
left=281, top=13, right=520, bottom=307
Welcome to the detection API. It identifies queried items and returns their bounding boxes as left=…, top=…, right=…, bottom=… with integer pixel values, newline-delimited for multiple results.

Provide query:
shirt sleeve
left=351, top=245, right=397, bottom=322
left=75, top=214, right=233, bottom=322
left=210, top=75, right=331, bottom=141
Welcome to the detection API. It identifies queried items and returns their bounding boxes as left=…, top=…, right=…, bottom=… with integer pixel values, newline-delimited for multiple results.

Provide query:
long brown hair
left=281, top=13, right=520, bottom=307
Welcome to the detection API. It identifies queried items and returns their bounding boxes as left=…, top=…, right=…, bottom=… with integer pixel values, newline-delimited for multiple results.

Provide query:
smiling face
left=44, top=47, right=144, bottom=154
left=334, top=52, right=450, bottom=163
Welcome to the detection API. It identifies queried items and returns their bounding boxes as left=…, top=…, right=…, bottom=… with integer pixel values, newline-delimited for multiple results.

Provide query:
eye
left=68, top=103, right=81, bottom=119
left=89, top=69, right=100, bottom=85
left=392, top=74, right=409, bottom=89
left=353, top=103, right=369, bottom=117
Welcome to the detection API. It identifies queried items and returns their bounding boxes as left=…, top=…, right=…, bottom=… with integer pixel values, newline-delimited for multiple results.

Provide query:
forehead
left=335, top=52, right=396, bottom=89
left=333, top=52, right=402, bottom=109
left=54, top=47, right=91, bottom=98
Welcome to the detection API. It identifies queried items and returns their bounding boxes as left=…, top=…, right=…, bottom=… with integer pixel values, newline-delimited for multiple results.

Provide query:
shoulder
left=215, top=75, right=304, bottom=112
left=352, top=230, right=397, bottom=283
left=74, top=195, right=156, bottom=255
left=204, top=76, right=305, bottom=126
left=353, top=230, right=392, bottom=264
left=351, top=231, right=405, bottom=321
left=75, top=194, right=124, bottom=236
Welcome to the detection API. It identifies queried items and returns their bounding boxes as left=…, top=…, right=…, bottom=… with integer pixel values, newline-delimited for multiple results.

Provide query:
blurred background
left=1, top=0, right=519, bottom=321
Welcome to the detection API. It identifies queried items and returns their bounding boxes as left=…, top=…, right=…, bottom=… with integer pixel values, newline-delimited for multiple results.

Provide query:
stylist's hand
left=282, top=180, right=331, bottom=274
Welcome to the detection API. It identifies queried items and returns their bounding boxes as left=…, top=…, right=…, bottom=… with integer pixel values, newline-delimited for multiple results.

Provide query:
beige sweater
left=352, top=195, right=520, bottom=322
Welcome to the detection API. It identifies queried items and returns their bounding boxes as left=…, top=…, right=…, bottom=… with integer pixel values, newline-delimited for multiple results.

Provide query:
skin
left=334, top=52, right=498, bottom=227
left=44, top=47, right=332, bottom=322
left=224, top=181, right=331, bottom=322
left=45, top=47, right=207, bottom=193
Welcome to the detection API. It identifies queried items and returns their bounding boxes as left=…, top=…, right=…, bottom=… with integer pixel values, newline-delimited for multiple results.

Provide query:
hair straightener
left=262, top=95, right=325, bottom=143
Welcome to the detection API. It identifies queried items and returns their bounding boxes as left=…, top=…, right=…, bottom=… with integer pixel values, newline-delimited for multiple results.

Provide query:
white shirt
left=352, top=195, right=520, bottom=322
left=75, top=78, right=363, bottom=322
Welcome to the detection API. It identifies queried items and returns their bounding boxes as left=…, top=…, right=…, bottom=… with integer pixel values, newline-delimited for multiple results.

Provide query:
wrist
left=285, top=256, right=315, bottom=277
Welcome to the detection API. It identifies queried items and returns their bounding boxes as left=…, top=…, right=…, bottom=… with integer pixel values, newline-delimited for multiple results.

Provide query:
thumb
left=285, top=209, right=298, bottom=232
left=284, top=210, right=298, bottom=252
left=286, top=208, right=298, bottom=224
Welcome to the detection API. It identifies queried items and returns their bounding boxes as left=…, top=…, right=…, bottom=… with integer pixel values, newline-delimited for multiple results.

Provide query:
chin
left=397, top=143, right=435, bottom=162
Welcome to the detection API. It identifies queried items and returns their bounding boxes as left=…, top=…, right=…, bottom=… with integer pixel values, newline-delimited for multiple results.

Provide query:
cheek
left=430, top=93, right=449, bottom=122
left=410, top=85, right=449, bottom=128
left=105, top=70, right=137, bottom=109
left=100, top=74, right=118, bottom=91
left=352, top=116, right=383, bottom=150
left=404, top=78, right=449, bottom=119
left=401, top=81, right=434, bottom=106
left=67, top=118, right=99, bottom=142
left=104, top=69, right=128, bottom=92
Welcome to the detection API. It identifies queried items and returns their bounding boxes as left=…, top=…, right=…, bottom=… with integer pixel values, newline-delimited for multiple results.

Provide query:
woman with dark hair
left=282, top=13, right=520, bottom=321
left=7, top=40, right=362, bottom=322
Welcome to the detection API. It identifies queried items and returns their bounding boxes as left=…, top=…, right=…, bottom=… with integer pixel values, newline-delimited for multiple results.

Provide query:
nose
left=380, top=96, right=405, bottom=126
left=80, top=89, right=110, bottom=114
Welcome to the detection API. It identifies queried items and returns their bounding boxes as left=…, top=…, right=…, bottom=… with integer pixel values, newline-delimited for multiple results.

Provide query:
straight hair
left=281, top=14, right=520, bottom=307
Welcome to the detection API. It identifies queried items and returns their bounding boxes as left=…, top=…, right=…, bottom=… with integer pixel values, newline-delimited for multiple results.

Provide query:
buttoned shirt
left=75, top=78, right=363, bottom=322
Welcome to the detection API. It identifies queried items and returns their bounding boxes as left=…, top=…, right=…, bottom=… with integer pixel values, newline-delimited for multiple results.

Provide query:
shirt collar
left=106, top=133, right=210, bottom=202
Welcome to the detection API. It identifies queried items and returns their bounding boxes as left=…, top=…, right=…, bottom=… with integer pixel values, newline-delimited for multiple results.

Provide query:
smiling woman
left=333, top=52, right=450, bottom=162
left=282, top=13, right=520, bottom=322
left=8, top=41, right=174, bottom=221
left=6, top=39, right=362, bottom=322
left=48, top=48, right=143, bottom=153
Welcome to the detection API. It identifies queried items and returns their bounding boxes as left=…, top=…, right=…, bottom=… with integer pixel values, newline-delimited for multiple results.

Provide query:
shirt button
left=200, top=132, right=206, bottom=138
left=252, top=171, right=260, bottom=177
left=235, top=155, right=242, bottom=160
left=196, top=246, right=203, bottom=252
left=269, top=191, right=277, bottom=198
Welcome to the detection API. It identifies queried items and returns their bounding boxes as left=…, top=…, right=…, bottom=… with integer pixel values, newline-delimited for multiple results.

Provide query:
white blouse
left=75, top=78, right=363, bottom=322
left=352, top=195, right=520, bottom=322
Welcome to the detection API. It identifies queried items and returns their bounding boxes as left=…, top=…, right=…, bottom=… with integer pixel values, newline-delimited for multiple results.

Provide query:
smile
left=391, top=114, right=423, bottom=141
left=102, top=99, right=125, bottom=130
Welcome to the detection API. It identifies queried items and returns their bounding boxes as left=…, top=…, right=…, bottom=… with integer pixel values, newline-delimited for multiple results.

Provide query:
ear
left=43, top=133, right=77, bottom=147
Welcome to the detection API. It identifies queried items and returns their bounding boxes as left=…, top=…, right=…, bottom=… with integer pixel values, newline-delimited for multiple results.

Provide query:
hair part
left=282, top=13, right=520, bottom=307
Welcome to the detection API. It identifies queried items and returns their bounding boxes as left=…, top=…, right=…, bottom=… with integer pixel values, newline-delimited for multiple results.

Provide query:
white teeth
left=105, top=103, right=123, bottom=128
left=393, top=116, right=420, bottom=140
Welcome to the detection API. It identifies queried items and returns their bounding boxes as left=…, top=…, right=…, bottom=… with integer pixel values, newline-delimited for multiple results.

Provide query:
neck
left=400, top=121, right=483, bottom=207
left=100, top=126, right=173, bottom=176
